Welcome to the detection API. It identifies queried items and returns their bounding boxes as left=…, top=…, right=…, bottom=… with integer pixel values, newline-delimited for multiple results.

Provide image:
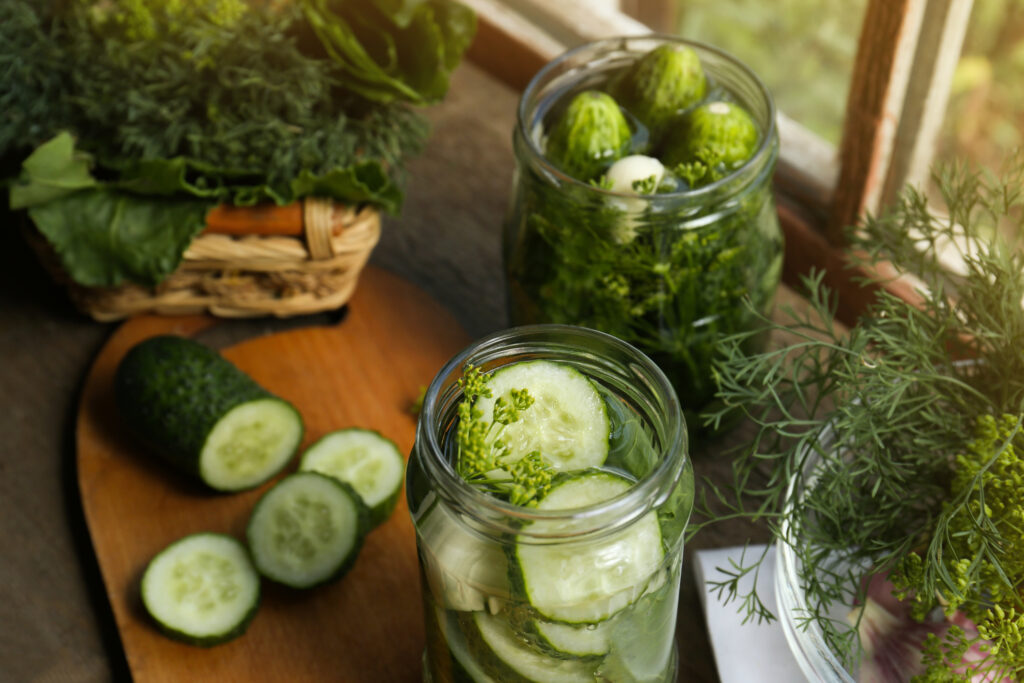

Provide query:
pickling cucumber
left=299, top=428, right=404, bottom=528
left=462, top=612, right=596, bottom=683
left=140, top=532, right=260, bottom=647
left=475, top=360, right=609, bottom=471
left=246, top=472, right=368, bottom=589
left=513, top=469, right=664, bottom=624
left=115, top=335, right=304, bottom=492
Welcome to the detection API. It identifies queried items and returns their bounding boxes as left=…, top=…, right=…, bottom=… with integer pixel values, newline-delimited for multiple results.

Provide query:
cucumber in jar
left=414, top=493, right=510, bottom=613
left=474, top=360, right=610, bottom=472
left=460, top=611, right=597, bottom=683
left=511, top=469, right=664, bottom=624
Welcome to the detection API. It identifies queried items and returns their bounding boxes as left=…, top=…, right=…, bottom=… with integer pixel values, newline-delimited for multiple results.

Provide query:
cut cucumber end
left=140, top=533, right=260, bottom=647
left=200, top=398, right=304, bottom=492
left=246, top=472, right=368, bottom=589
left=475, top=360, right=609, bottom=471
left=299, top=428, right=405, bottom=528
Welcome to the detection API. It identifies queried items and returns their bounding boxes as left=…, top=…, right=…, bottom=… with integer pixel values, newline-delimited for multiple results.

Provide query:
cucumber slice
left=475, top=360, right=609, bottom=471
left=300, top=428, right=405, bottom=528
left=140, top=532, right=260, bottom=647
left=463, top=612, right=596, bottom=683
left=529, top=618, right=613, bottom=659
left=115, top=335, right=304, bottom=492
left=416, top=494, right=509, bottom=612
left=246, top=472, right=368, bottom=588
left=513, top=470, right=664, bottom=624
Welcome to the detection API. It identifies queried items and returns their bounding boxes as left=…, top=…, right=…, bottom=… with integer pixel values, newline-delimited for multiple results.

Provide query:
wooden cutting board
left=76, top=267, right=471, bottom=682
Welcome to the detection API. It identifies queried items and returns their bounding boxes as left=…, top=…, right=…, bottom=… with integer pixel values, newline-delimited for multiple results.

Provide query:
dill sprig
left=1, top=0, right=432, bottom=210
left=456, top=366, right=554, bottom=507
left=694, top=157, right=1024, bottom=678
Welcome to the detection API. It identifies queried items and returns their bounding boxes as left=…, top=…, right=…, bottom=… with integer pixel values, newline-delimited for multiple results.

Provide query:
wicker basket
left=28, top=198, right=381, bottom=321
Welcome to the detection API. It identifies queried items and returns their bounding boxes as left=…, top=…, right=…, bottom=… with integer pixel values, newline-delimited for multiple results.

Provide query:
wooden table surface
left=0, top=63, right=784, bottom=683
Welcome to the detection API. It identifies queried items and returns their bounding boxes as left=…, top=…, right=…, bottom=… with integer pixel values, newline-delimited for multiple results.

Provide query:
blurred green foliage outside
left=674, top=0, right=866, bottom=144
left=673, top=0, right=1024, bottom=179
left=940, top=0, right=1024, bottom=174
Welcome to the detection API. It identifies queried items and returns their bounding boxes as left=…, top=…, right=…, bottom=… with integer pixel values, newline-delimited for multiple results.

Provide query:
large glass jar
left=504, top=36, right=782, bottom=425
left=407, top=325, right=694, bottom=683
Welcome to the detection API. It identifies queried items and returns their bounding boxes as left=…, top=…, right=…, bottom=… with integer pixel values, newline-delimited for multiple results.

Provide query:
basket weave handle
left=203, top=199, right=344, bottom=260
left=303, top=199, right=337, bottom=260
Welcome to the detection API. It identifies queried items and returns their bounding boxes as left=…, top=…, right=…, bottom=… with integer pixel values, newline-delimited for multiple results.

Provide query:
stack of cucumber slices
left=118, top=336, right=406, bottom=646
left=417, top=359, right=681, bottom=683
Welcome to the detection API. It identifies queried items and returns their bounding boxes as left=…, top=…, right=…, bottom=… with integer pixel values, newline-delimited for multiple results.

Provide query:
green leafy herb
left=2, top=0, right=475, bottom=288
left=507, top=46, right=780, bottom=422
left=300, top=0, right=476, bottom=105
left=695, top=159, right=1024, bottom=679
left=506, top=172, right=781, bottom=419
left=30, top=189, right=209, bottom=288
left=455, top=366, right=554, bottom=507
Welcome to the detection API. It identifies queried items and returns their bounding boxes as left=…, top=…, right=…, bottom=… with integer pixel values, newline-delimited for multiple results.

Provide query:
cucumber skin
left=141, top=532, right=260, bottom=648
left=246, top=472, right=370, bottom=589
left=150, top=603, right=258, bottom=648
left=114, top=335, right=303, bottom=490
left=504, top=607, right=606, bottom=661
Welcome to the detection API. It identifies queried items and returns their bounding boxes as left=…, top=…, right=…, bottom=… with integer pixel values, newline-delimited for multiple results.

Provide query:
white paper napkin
left=694, top=545, right=807, bottom=683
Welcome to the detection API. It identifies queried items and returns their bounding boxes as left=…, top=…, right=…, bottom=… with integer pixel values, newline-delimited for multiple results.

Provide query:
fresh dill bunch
left=508, top=170, right=779, bottom=417
left=456, top=365, right=554, bottom=506
left=694, top=157, right=1024, bottom=676
left=891, top=413, right=1024, bottom=680
left=2, top=0, right=432, bottom=211
left=672, top=148, right=728, bottom=188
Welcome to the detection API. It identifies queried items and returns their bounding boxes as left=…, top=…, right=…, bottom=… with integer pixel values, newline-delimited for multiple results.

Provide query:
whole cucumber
left=115, top=335, right=304, bottom=491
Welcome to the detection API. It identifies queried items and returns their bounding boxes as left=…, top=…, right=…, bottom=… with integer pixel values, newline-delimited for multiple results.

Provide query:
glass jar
left=503, top=36, right=782, bottom=427
left=775, top=430, right=857, bottom=682
left=407, top=324, right=694, bottom=683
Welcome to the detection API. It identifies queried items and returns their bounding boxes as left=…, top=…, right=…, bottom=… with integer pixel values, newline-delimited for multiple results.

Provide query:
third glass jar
left=503, top=36, right=783, bottom=426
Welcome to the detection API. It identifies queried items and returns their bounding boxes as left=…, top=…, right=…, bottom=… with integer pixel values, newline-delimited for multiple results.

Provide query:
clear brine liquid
left=411, top=380, right=693, bottom=683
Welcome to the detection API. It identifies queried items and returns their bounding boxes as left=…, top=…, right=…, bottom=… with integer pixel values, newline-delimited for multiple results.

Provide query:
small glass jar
left=407, top=324, right=694, bottom=683
left=775, top=430, right=857, bottom=682
left=504, top=36, right=782, bottom=426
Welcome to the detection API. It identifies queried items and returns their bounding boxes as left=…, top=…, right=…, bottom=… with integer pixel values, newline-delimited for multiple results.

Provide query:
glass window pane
left=670, top=0, right=868, bottom=144
left=935, top=0, right=1024, bottom=174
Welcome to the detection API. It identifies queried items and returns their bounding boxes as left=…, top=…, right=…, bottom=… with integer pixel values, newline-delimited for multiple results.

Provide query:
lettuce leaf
left=301, top=0, right=476, bottom=104
left=111, top=154, right=406, bottom=213
left=8, top=132, right=96, bottom=208
left=30, top=190, right=209, bottom=287
left=12, top=133, right=211, bottom=287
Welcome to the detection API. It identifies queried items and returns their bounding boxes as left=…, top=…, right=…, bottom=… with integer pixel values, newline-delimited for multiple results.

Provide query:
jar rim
left=417, top=324, right=689, bottom=540
left=516, top=34, right=778, bottom=201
